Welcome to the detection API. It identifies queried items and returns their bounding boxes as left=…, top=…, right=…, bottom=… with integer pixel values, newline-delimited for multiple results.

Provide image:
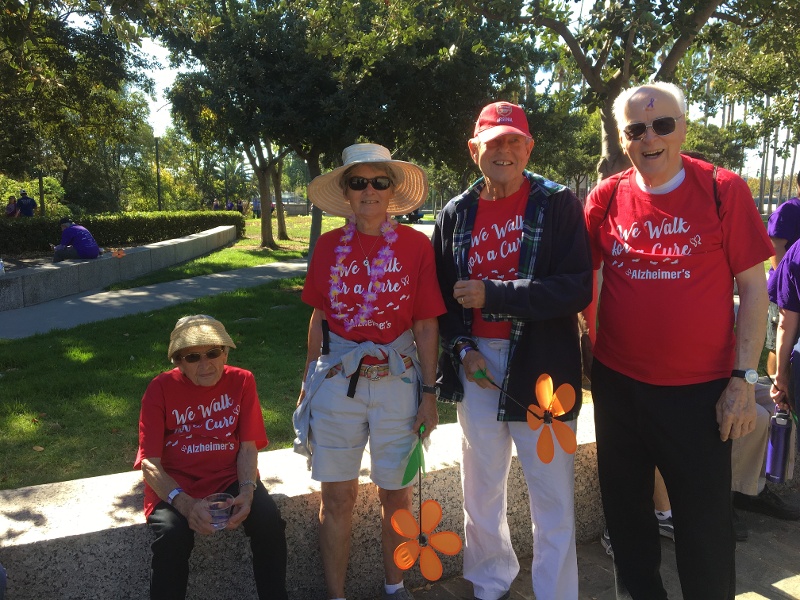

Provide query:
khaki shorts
left=309, top=366, right=418, bottom=489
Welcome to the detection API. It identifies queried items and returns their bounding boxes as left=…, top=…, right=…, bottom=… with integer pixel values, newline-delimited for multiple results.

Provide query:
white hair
left=612, top=82, right=687, bottom=129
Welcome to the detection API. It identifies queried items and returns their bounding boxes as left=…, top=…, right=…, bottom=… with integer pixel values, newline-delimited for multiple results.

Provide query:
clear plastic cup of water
left=204, top=492, right=234, bottom=530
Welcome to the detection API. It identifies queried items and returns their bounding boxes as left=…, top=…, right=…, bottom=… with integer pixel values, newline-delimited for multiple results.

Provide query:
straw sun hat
left=167, top=314, right=236, bottom=359
left=308, top=143, right=428, bottom=218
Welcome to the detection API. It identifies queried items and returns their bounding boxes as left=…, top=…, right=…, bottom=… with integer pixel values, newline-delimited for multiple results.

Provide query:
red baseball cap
left=473, top=101, right=532, bottom=143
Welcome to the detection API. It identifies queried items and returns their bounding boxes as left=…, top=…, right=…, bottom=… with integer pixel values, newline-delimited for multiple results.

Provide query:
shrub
left=0, top=211, right=245, bottom=254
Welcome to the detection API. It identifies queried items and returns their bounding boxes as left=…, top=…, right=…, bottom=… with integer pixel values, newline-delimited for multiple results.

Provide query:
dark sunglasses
left=180, top=347, right=225, bottom=363
left=347, top=176, right=392, bottom=191
left=623, top=114, right=684, bottom=141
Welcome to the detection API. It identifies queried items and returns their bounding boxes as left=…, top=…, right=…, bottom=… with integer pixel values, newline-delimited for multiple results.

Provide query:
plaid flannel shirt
left=450, top=171, right=565, bottom=419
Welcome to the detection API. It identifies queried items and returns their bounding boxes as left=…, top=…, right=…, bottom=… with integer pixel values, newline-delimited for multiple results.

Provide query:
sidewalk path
left=0, top=260, right=307, bottom=340
left=414, top=503, right=800, bottom=599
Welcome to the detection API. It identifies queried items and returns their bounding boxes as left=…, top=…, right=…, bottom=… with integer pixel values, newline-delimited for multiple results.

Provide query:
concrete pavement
left=0, top=260, right=307, bottom=339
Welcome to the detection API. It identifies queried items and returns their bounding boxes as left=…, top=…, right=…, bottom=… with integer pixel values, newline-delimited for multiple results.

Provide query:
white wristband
left=459, top=346, right=473, bottom=362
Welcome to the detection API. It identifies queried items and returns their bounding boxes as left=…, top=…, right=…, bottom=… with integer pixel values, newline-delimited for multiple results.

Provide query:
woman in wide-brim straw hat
left=135, top=314, right=288, bottom=599
left=294, top=143, right=445, bottom=600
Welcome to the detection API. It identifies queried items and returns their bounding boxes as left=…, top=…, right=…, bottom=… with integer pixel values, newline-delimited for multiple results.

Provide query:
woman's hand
left=413, top=394, right=439, bottom=439
left=227, top=489, right=253, bottom=529
left=179, top=495, right=215, bottom=536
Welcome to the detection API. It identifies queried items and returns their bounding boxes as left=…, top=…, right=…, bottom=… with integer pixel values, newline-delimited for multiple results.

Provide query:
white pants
left=457, top=338, right=578, bottom=600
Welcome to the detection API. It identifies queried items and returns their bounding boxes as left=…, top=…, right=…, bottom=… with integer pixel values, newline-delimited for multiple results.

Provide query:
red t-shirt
left=134, top=365, right=268, bottom=517
left=585, top=158, right=773, bottom=385
left=469, top=180, right=529, bottom=339
left=303, top=223, right=445, bottom=344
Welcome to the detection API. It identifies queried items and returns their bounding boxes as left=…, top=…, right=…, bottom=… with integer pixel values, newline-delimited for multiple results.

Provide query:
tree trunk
left=778, top=128, right=792, bottom=204
left=597, top=92, right=631, bottom=181
left=768, top=125, right=780, bottom=211
left=306, top=151, right=323, bottom=261
left=257, top=167, right=277, bottom=249
left=271, top=159, right=289, bottom=241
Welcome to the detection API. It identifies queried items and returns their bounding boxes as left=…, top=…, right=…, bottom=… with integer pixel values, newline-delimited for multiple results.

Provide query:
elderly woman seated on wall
left=134, top=314, right=288, bottom=600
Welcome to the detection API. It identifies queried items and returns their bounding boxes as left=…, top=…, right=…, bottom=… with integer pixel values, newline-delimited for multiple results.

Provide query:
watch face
left=745, top=369, right=758, bottom=384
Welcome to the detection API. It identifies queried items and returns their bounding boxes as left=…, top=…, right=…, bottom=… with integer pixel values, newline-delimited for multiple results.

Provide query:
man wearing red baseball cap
left=432, top=101, right=592, bottom=599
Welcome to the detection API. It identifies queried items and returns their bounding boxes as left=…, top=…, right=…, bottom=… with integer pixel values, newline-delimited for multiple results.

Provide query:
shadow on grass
left=0, top=277, right=310, bottom=490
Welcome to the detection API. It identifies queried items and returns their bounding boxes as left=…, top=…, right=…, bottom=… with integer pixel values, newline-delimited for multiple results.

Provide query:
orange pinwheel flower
left=526, top=374, right=578, bottom=464
left=112, top=248, right=126, bottom=258
left=392, top=499, right=462, bottom=581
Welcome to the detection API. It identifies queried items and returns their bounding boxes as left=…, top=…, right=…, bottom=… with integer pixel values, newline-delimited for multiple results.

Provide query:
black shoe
left=733, top=485, right=800, bottom=520
left=732, top=508, right=749, bottom=541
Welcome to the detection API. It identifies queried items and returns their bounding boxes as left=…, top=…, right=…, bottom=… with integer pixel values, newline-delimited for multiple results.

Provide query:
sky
left=140, top=38, right=179, bottom=138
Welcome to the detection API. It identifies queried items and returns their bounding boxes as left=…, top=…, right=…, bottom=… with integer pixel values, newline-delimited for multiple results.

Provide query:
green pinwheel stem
left=401, top=425, right=426, bottom=487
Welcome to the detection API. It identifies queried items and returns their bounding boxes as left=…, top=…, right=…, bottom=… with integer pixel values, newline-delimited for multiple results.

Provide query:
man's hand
left=453, top=280, right=486, bottom=309
left=227, top=488, right=253, bottom=529
left=461, top=350, right=494, bottom=389
left=412, top=394, right=439, bottom=439
left=716, top=378, right=757, bottom=441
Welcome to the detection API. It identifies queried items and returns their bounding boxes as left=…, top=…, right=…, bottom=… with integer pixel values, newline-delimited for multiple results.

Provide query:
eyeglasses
left=623, top=115, right=684, bottom=141
left=347, top=176, right=392, bottom=191
left=179, top=347, right=225, bottom=363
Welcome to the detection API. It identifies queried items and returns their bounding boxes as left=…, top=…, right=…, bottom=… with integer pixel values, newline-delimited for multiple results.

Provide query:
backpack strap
left=602, top=163, right=719, bottom=222
left=601, top=173, right=625, bottom=223
left=712, top=165, right=721, bottom=217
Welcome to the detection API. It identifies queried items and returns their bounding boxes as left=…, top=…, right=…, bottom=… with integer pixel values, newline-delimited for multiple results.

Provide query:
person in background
left=52, top=217, right=101, bottom=262
left=212, top=198, right=221, bottom=211
left=252, top=196, right=261, bottom=219
left=584, top=81, right=772, bottom=599
left=226, top=198, right=235, bottom=211
left=16, top=190, right=36, bottom=217
left=433, top=101, right=592, bottom=600
left=135, top=315, right=287, bottom=600
left=766, top=172, right=800, bottom=377
left=294, top=142, right=444, bottom=600
left=4, top=195, right=17, bottom=218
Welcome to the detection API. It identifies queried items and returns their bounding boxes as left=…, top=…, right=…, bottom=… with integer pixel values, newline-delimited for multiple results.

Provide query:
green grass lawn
left=0, top=217, right=457, bottom=490
left=107, top=215, right=345, bottom=290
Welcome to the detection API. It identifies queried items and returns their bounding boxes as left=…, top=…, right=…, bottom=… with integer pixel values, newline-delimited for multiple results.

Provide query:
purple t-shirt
left=773, top=239, right=800, bottom=313
left=60, top=224, right=100, bottom=258
left=767, top=197, right=800, bottom=302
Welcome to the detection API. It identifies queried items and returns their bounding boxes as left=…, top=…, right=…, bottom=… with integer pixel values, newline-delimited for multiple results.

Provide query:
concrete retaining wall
left=0, top=226, right=236, bottom=312
left=0, top=408, right=602, bottom=600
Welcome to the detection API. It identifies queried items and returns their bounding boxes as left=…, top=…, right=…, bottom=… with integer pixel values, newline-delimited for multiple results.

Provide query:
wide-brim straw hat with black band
left=167, top=314, right=237, bottom=359
left=308, top=143, right=428, bottom=218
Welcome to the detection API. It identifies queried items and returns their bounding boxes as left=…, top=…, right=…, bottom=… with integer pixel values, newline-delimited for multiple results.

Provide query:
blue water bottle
left=766, top=407, right=792, bottom=484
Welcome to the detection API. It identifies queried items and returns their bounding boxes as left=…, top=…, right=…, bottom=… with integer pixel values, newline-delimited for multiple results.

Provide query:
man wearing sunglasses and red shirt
left=135, top=314, right=288, bottom=599
left=584, top=82, right=773, bottom=599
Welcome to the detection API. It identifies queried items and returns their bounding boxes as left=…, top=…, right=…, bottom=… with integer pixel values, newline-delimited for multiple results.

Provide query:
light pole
left=155, top=136, right=163, bottom=211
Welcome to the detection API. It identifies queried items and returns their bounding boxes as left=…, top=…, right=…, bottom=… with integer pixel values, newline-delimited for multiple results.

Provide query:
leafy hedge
left=0, top=211, right=246, bottom=255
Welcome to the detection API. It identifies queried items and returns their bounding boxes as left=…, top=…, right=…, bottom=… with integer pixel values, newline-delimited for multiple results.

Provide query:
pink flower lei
left=329, top=216, right=398, bottom=331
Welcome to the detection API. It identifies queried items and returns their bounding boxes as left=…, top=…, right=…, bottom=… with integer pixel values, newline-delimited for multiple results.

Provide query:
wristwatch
left=167, top=487, right=183, bottom=505
left=731, top=369, right=758, bottom=384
